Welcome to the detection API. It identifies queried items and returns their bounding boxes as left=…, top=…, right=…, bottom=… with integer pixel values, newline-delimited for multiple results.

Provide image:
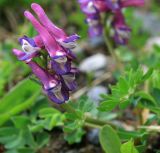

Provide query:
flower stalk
left=61, top=103, right=116, bottom=129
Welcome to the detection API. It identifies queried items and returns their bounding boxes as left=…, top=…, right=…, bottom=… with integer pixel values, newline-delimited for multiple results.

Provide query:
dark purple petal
left=26, top=61, right=69, bottom=104
left=19, top=35, right=37, bottom=47
left=112, top=11, right=131, bottom=45
left=46, top=82, right=69, bottom=104
left=51, top=56, right=71, bottom=75
left=88, top=24, right=103, bottom=38
left=121, top=0, right=144, bottom=7
left=104, top=0, right=120, bottom=11
left=93, top=0, right=110, bottom=12
left=60, top=68, right=78, bottom=91
left=63, top=34, right=80, bottom=43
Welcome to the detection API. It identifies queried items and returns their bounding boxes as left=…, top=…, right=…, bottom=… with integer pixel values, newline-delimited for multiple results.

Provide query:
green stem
left=61, top=103, right=115, bottom=129
left=103, top=29, right=123, bottom=70
left=61, top=103, right=75, bottom=112
left=85, top=122, right=102, bottom=129
left=102, top=14, right=123, bottom=70
left=85, top=116, right=116, bottom=128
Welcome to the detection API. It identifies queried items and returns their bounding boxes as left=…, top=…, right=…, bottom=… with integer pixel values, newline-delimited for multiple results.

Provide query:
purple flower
left=78, top=0, right=144, bottom=44
left=104, top=0, right=120, bottom=11
left=85, top=16, right=103, bottom=37
left=24, top=11, right=71, bottom=75
left=93, top=0, right=144, bottom=12
left=31, top=3, right=80, bottom=51
left=13, top=3, right=79, bottom=104
left=27, top=61, right=69, bottom=104
left=60, top=68, right=78, bottom=91
left=112, top=11, right=131, bottom=45
left=78, top=0, right=103, bottom=38
left=13, top=36, right=40, bottom=62
left=121, top=0, right=144, bottom=8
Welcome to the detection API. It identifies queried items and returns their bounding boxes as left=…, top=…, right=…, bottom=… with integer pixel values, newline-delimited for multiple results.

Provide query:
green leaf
left=151, top=88, right=160, bottom=106
left=142, top=68, right=153, bottom=81
left=99, top=67, right=149, bottom=112
left=135, top=91, right=156, bottom=105
left=18, top=148, right=35, bottom=153
left=21, top=128, right=37, bottom=148
left=36, top=132, right=50, bottom=148
left=0, top=79, right=40, bottom=125
left=120, top=140, right=139, bottom=153
left=117, top=130, right=145, bottom=141
left=39, top=107, right=61, bottom=118
left=11, top=116, right=30, bottom=129
left=99, top=125, right=121, bottom=153
left=5, top=150, right=18, bottom=153
left=5, top=131, right=24, bottom=149
left=98, top=100, right=118, bottom=112
left=64, top=128, right=85, bottom=144
left=0, top=127, right=18, bottom=136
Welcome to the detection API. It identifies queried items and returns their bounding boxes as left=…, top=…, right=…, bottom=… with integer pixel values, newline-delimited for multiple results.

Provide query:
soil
left=39, top=129, right=103, bottom=153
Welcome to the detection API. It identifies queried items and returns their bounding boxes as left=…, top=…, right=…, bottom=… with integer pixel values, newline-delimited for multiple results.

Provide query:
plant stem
left=103, top=29, right=123, bottom=70
left=85, top=122, right=102, bottom=129
left=101, top=14, right=123, bottom=70
left=61, top=103, right=115, bottom=129
left=85, top=116, right=116, bottom=128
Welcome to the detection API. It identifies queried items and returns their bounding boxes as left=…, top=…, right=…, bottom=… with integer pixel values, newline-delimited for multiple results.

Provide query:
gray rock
left=87, top=86, right=108, bottom=105
left=134, top=11, right=160, bottom=36
left=87, top=129, right=99, bottom=145
left=89, top=36, right=104, bottom=47
left=79, top=53, right=108, bottom=73
left=145, top=37, right=160, bottom=51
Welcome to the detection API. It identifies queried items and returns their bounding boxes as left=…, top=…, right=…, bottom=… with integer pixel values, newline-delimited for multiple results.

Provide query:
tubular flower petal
left=12, top=3, right=79, bottom=104
left=24, top=11, right=64, bottom=58
left=24, top=11, right=72, bottom=74
left=121, top=0, right=145, bottom=8
left=60, top=68, right=78, bottom=91
left=31, top=3, right=80, bottom=50
left=27, top=61, right=69, bottom=104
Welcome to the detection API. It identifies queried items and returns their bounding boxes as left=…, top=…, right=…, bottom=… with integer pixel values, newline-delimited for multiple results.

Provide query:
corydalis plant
left=13, top=3, right=79, bottom=104
left=78, top=0, right=144, bottom=45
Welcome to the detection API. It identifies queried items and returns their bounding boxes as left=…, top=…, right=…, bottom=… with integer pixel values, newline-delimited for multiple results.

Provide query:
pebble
left=87, top=86, right=108, bottom=105
left=145, top=37, right=160, bottom=51
left=135, top=11, right=160, bottom=36
left=79, top=53, right=108, bottom=73
left=87, top=129, right=99, bottom=145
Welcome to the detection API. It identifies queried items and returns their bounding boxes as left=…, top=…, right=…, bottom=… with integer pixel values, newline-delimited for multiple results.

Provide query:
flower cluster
left=13, top=3, right=79, bottom=104
left=78, top=0, right=144, bottom=45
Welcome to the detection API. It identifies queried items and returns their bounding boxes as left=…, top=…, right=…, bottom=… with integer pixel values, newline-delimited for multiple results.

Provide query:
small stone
left=87, top=129, right=99, bottom=145
left=134, top=11, right=160, bottom=36
left=89, top=36, right=104, bottom=47
left=145, top=37, right=160, bottom=51
left=87, top=86, right=108, bottom=105
left=79, top=53, right=108, bottom=73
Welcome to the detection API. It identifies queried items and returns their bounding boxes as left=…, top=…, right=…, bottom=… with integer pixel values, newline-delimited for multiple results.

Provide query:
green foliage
left=0, top=79, right=40, bottom=125
left=99, top=125, right=121, bottom=153
left=63, top=96, right=94, bottom=144
left=99, top=67, right=153, bottom=112
left=121, top=140, right=139, bottom=153
left=0, top=89, right=65, bottom=153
